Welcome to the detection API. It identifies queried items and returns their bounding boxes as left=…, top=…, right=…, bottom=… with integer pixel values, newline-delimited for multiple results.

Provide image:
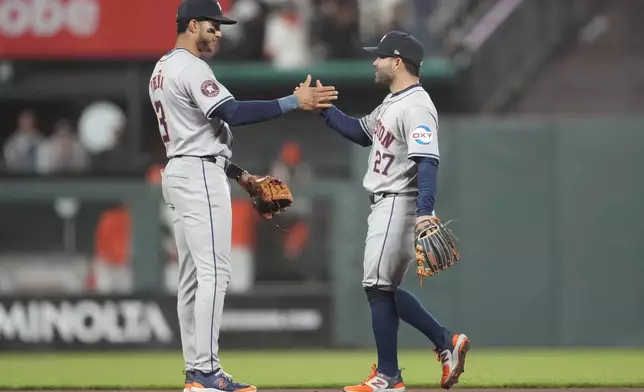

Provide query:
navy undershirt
left=320, top=106, right=371, bottom=146
left=209, top=95, right=298, bottom=126
left=413, top=157, right=438, bottom=216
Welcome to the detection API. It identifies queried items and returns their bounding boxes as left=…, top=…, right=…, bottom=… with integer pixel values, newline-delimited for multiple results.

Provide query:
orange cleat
left=343, top=364, right=405, bottom=392
left=183, top=370, right=194, bottom=392
left=435, top=333, right=470, bottom=389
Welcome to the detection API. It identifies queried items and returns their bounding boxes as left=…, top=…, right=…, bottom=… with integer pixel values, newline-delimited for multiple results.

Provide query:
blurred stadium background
left=0, top=0, right=643, bottom=366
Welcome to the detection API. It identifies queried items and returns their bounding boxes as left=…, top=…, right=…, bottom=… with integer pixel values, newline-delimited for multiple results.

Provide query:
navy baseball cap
left=363, top=31, right=424, bottom=68
left=177, top=0, right=237, bottom=25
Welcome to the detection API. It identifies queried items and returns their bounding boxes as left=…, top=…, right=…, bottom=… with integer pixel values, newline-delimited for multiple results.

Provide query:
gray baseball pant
left=161, top=156, right=232, bottom=373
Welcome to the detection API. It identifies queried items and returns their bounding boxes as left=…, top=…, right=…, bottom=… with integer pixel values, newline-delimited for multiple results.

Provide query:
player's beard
left=196, top=33, right=218, bottom=58
left=375, top=66, right=394, bottom=86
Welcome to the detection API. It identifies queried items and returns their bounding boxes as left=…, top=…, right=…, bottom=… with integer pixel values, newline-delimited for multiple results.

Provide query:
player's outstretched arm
left=314, top=80, right=372, bottom=147
left=210, top=75, right=337, bottom=126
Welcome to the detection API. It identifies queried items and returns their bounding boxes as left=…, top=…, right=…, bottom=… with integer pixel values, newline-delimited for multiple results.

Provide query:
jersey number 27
left=373, top=150, right=394, bottom=175
left=154, top=100, right=170, bottom=143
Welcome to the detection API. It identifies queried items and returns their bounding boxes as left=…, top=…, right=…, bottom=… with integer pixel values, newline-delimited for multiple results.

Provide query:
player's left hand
left=414, top=215, right=461, bottom=284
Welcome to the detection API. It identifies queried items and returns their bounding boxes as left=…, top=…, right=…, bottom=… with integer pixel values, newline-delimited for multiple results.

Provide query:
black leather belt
left=169, top=155, right=228, bottom=168
left=369, top=192, right=418, bottom=205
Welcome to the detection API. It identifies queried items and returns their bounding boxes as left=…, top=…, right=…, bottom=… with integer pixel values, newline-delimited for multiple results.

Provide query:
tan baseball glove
left=245, top=175, right=294, bottom=219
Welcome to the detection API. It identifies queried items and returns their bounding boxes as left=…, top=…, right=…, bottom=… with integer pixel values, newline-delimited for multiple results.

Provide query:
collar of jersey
left=161, top=48, right=197, bottom=61
left=164, top=48, right=187, bottom=56
left=391, top=83, right=421, bottom=97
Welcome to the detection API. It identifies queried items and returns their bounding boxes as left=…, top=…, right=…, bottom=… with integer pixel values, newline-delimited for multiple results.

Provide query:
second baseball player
left=316, top=31, right=469, bottom=391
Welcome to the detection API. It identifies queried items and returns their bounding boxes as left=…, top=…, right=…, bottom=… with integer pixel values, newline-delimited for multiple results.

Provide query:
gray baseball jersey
left=358, top=85, right=440, bottom=289
left=359, top=85, right=439, bottom=194
left=149, top=48, right=234, bottom=159
left=149, top=48, right=234, bottom=373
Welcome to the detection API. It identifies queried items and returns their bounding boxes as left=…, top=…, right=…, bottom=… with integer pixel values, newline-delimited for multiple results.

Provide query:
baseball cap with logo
left=177, top=0, right=237, bottom=25
left=362, top=30, right=424, bottom=68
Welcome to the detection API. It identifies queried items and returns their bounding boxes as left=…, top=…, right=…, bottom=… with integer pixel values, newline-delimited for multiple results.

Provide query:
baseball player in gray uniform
left=148, top=1, right=337, bottom=391
left=315, top=31, right=469, bottom=391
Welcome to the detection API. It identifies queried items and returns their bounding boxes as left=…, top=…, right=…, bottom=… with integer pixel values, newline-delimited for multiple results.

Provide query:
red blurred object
left=279, top=141, right=302, bottom=167
left=0, top=0, right=221, bottom=59
left=218, top=0, right=231, bottom=13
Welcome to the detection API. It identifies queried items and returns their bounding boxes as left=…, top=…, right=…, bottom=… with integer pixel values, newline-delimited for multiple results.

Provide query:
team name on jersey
left=150, top=72, right=164, bottom=92
left=374, top=119, right=395, bottom=148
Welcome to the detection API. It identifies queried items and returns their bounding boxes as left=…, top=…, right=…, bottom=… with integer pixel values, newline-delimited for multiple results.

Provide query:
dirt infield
left=10, top=389, right=644, bottom=392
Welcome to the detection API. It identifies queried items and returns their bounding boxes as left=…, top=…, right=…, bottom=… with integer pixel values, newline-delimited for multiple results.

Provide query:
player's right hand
left=294, top=75, right=338, bottom=111
left=295, top=78, right=339, bottom=112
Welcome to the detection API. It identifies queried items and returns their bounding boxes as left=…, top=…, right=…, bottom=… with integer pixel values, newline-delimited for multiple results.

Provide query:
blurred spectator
left=357, top=0, right=399, bottom=43
left=89, top=122, right=132, bottom=173
left=229, top=199, right=258, bottom=293
left=264, top=0, right=313, bottom=68
left=217, top=0, right=442, bottom=62
left=3, top=109, right=43, bottom=173
left=36, top=118, right=89, bottom=175
left=90, top=204, right=132, bottom=294
left=409, top=0, right=438, bottom=53
left=258, top=141, right=318, bottom=281
left=356, top=0, right=429, bottom=43
left=89, top=165, right=180, bottom=294
left=219, top=0, right=271, bottom=61
left=78, top=100, right=149, bottom=174
left=390, top=0, right=412, bottom=32
left=269, top=140, right=314, bottom=193
left=311, top=0, right=362, bottom=60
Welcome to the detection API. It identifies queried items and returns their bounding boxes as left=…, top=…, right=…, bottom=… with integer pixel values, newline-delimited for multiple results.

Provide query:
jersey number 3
left=154, top=100, right=170, bottom=143
left=373, top=150, right=394, bottom=175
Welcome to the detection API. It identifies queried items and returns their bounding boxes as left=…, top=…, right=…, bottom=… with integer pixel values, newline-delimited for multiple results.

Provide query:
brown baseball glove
left=245, top=175, right=294, bottom=219
left=415, top=215, right=460, bottom=285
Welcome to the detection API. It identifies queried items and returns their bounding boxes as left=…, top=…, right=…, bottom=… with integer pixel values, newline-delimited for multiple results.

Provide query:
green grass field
left=1, top=349, right=643, bottom=389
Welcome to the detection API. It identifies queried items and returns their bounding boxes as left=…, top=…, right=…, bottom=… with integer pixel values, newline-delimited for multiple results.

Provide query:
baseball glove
left=415, top=216, right=460, bottom=285
left=245, top=175, right=294, bottom=219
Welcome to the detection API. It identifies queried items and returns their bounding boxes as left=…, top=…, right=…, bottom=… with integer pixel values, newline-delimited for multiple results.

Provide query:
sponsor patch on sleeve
left=412, top=125, right=433, bottom=145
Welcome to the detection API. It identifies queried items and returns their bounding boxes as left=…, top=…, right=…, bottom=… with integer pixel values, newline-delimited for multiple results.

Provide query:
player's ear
left=394, top=57, right=403, bottom=71
left=188, top=19, right=199, bottom=33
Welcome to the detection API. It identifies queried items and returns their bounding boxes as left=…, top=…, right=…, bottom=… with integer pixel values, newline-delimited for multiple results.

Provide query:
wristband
left=225, top=162, right=246, bottom=180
